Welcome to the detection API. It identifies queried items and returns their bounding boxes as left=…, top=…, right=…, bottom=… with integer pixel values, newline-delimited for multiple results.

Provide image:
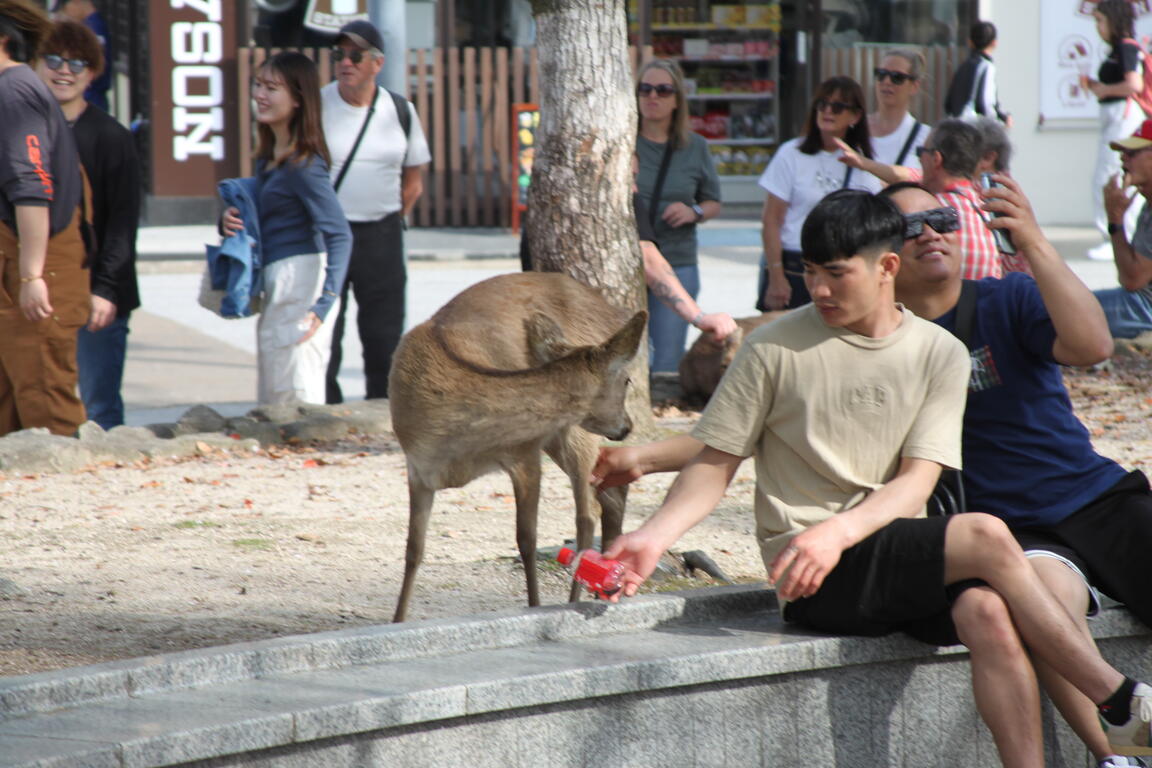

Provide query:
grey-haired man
left=321, top=20, right=431, bottom=403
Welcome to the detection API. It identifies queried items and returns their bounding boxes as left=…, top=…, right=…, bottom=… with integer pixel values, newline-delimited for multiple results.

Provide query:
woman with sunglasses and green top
left=635, top=58, right=722, bottom=374
left=869, top=49, right=929, bottom=173
left=757, top=76, right=883, bottom=311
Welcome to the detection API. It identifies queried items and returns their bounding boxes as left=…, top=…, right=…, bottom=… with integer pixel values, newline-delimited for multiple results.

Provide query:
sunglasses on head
left=43, top=54, right=88, bottom=74
left=815, top=98, right=855, bottom=115
left=330, top=47, right=368, bottom=64
left=902, top=206, right=960, bottom=239
left=873, top=67, right=917, bottom=85
left=638, top=82, right=676, bottom=97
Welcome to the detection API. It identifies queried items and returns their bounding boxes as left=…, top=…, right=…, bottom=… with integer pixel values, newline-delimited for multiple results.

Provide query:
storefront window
left=821, top=0, right=976, bottom=50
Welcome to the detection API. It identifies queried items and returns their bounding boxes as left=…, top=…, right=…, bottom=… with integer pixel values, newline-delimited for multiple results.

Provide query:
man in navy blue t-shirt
left=887, top=177, right=1152, bottom=768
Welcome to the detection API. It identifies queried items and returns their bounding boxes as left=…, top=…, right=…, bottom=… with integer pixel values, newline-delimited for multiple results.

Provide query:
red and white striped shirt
left=938, top=180, right=1003, bottom=280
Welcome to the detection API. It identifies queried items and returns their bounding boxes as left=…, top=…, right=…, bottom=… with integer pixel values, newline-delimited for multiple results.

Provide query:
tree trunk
left=527, top=0, right=654, bottom=435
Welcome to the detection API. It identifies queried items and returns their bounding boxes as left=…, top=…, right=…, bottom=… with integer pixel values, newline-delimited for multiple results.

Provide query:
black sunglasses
left=902, top=206, right=960, bottom=239
left=43, top=54, right=89, bottom=74
left=915, top=145, right=937, bottom=157
left=874, top=67, right=917, bottom=85
left=330, top=47, right=369, bottom=64
left=815, top=98, right=856, bottom=115
left=638, top=82, right=676, bottom=97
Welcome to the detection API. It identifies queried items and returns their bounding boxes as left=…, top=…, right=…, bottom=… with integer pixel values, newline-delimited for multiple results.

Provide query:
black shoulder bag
left=647, top=140, right=675, bottom=230
left=926, top=279, right=977, bottom=517
left=332, top=85, right=380, bottom=193
left=893, top=121, right=923, bottom=167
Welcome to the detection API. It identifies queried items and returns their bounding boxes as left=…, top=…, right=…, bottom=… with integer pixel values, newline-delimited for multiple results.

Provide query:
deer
left=388, top=272, right=647, bottom=622
left=679, top=312, right=786, bottom=402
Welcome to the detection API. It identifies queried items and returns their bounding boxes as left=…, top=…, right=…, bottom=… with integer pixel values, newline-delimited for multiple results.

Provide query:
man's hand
left=1103, top=173, right=1136, bottom=227
left=87, top=295, right=117, bottom=332
left=590, top=445, right=644, bottom=489
left=601, top=528, right=665, bottom=600
left=763, top=270, right=791, bottom=311
left=696, top=312, right=737, bottom=343
left=979, top=173, right=1046, bottom=253
left=662, top=201, right=699, bottom=228
left=768, top=517, right=850, bottom=601
left=19, top=278, right=52, bottom=322
left=220, top=207, right=244, bottom=238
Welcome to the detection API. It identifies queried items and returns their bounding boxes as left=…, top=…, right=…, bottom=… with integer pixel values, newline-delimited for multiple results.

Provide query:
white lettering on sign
left=171, top=22, right=222, bottom=64
left=172, top=0, right=221, bottom=22
left=170, top=1, right=225, bottom=161
left=173, top=106, right=224, bottom=162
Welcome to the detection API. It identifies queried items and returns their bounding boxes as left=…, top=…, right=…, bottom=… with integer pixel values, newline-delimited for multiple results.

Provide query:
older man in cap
left=321, top=19, right=431, bottom=403
left=1097, top=119, right=1152, bottom=340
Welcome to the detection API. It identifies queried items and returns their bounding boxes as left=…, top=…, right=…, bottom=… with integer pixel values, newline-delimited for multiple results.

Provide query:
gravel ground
left=0, top=351, right=1149, bottom=678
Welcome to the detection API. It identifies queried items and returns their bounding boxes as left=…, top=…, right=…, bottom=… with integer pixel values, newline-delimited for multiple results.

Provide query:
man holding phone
left=1096, top=119, right=1152, bottom=340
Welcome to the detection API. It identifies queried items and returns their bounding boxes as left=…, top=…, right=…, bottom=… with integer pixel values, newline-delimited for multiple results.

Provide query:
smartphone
left=980, top=172, right=1017, bottom=255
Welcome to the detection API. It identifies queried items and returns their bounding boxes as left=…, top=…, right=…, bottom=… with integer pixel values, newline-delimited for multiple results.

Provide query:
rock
left=107, top=426, right=161, bottom=442
left=247, top=404, right=306, bottom=423
left=280, top=414, right=350, bottom=443
left=75, top=421, right=107, bottom=442
left=224, top=416, right=283, bottom=447
left=178, top=405, right=227, bottom=434
left=0, top=430, right=94, bottom=473
left=143, top=423, right=181, bottom=439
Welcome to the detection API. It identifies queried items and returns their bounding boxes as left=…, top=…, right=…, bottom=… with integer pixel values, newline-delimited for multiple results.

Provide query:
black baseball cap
left=337, top=20, right=384, bottom=56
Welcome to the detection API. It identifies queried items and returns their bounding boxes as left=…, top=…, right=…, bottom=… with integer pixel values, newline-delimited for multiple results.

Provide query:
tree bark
left=527, top=0, right=654, bottom=435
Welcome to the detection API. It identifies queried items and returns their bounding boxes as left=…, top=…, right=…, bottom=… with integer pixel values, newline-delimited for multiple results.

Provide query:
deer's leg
left=546, top=428, right=603, bottom=603
left=596, top=484, right=628, bottom=551
left=393, top=473, right=436, bottom=623
left=507, top=451, right=543, bottom=607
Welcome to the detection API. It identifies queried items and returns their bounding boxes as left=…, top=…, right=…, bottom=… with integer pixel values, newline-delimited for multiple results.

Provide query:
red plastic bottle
left=557, top=547, right=625, bottom=598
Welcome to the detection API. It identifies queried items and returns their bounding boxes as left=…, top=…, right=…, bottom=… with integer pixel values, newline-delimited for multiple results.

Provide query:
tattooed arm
left=641, top=240, right=736, bottom=342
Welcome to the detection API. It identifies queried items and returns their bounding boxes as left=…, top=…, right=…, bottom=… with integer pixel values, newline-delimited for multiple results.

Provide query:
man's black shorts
left=782, top=515, right=976, bottom=646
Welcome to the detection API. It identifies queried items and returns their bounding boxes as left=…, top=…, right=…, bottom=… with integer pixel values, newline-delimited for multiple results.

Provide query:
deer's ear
left=524, top=312, right=575, bottom=364
left=603, top=310, right=648, bottom=362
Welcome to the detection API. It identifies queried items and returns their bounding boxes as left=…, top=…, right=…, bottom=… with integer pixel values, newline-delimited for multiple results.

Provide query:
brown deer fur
left=389, top=273, right=646, bottom=622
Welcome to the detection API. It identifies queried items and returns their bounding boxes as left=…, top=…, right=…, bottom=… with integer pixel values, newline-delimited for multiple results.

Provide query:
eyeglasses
left=330, top=47, right=369, bottom=64
left=873, top=67, right=917, bottom=85
left=915, top=145, right=937, bottom=157
left=815, top=98, right=856, bottom=115
left=43, top=54, right=89, bottom=74
left=638, top=83, right=676, bottom=98
left=902, top=206, right=960, bottom=239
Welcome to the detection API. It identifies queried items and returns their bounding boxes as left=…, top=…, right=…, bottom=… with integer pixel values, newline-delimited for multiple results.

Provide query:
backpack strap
left=387, top=89, right=412, bottom=166
left=893, top=120, right=922, bottom=167
left=954, top=279, right=979, bottom=350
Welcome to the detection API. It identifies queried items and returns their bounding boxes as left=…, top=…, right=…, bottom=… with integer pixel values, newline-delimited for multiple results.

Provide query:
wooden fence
left=820, top=45, right=968, bottom=125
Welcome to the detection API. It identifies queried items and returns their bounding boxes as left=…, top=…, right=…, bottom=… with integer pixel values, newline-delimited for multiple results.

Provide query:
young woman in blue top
left=223, top=51, right=351, bottom=404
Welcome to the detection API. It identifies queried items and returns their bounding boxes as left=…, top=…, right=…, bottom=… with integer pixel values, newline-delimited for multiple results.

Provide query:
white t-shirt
left=691, top=303, right=969, bottom=569
left=758, top=137, right=884, bottom=251
left=869, top=112, right=926, bottom=171
left=320, top=81, right=432, bottom=222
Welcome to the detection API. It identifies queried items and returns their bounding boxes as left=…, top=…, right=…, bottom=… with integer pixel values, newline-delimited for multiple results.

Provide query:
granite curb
left=0, top=585, right=1146, bottom=768
left=0, top=402, right=395, bottom=476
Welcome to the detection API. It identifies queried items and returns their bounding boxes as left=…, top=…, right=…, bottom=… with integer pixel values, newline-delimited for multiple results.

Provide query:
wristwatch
left=691, top=204, right=704, bottom=221
left=1108, top=222, right=1122, bottom=236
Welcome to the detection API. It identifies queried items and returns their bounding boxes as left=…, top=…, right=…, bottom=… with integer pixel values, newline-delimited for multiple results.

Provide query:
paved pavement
left=124, top=220, right=1118, bottom=426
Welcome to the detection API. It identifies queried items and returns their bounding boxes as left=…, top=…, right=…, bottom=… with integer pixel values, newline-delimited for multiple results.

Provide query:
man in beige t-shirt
left=595, top=190, right=1152, bottom=763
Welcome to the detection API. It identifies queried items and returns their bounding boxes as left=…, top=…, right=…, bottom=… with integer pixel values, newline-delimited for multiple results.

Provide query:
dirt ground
left=1, top=353, right=1150, bottom=678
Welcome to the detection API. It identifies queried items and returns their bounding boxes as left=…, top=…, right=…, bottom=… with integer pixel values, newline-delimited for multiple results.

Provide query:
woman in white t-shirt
left=758, top=77, right=883, bottom=310
left=869, top=49, right=928, bottom=172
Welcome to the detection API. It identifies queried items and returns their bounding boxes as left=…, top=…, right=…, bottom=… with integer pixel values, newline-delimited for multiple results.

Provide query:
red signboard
left=149, top=0, right=240, bottom=196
